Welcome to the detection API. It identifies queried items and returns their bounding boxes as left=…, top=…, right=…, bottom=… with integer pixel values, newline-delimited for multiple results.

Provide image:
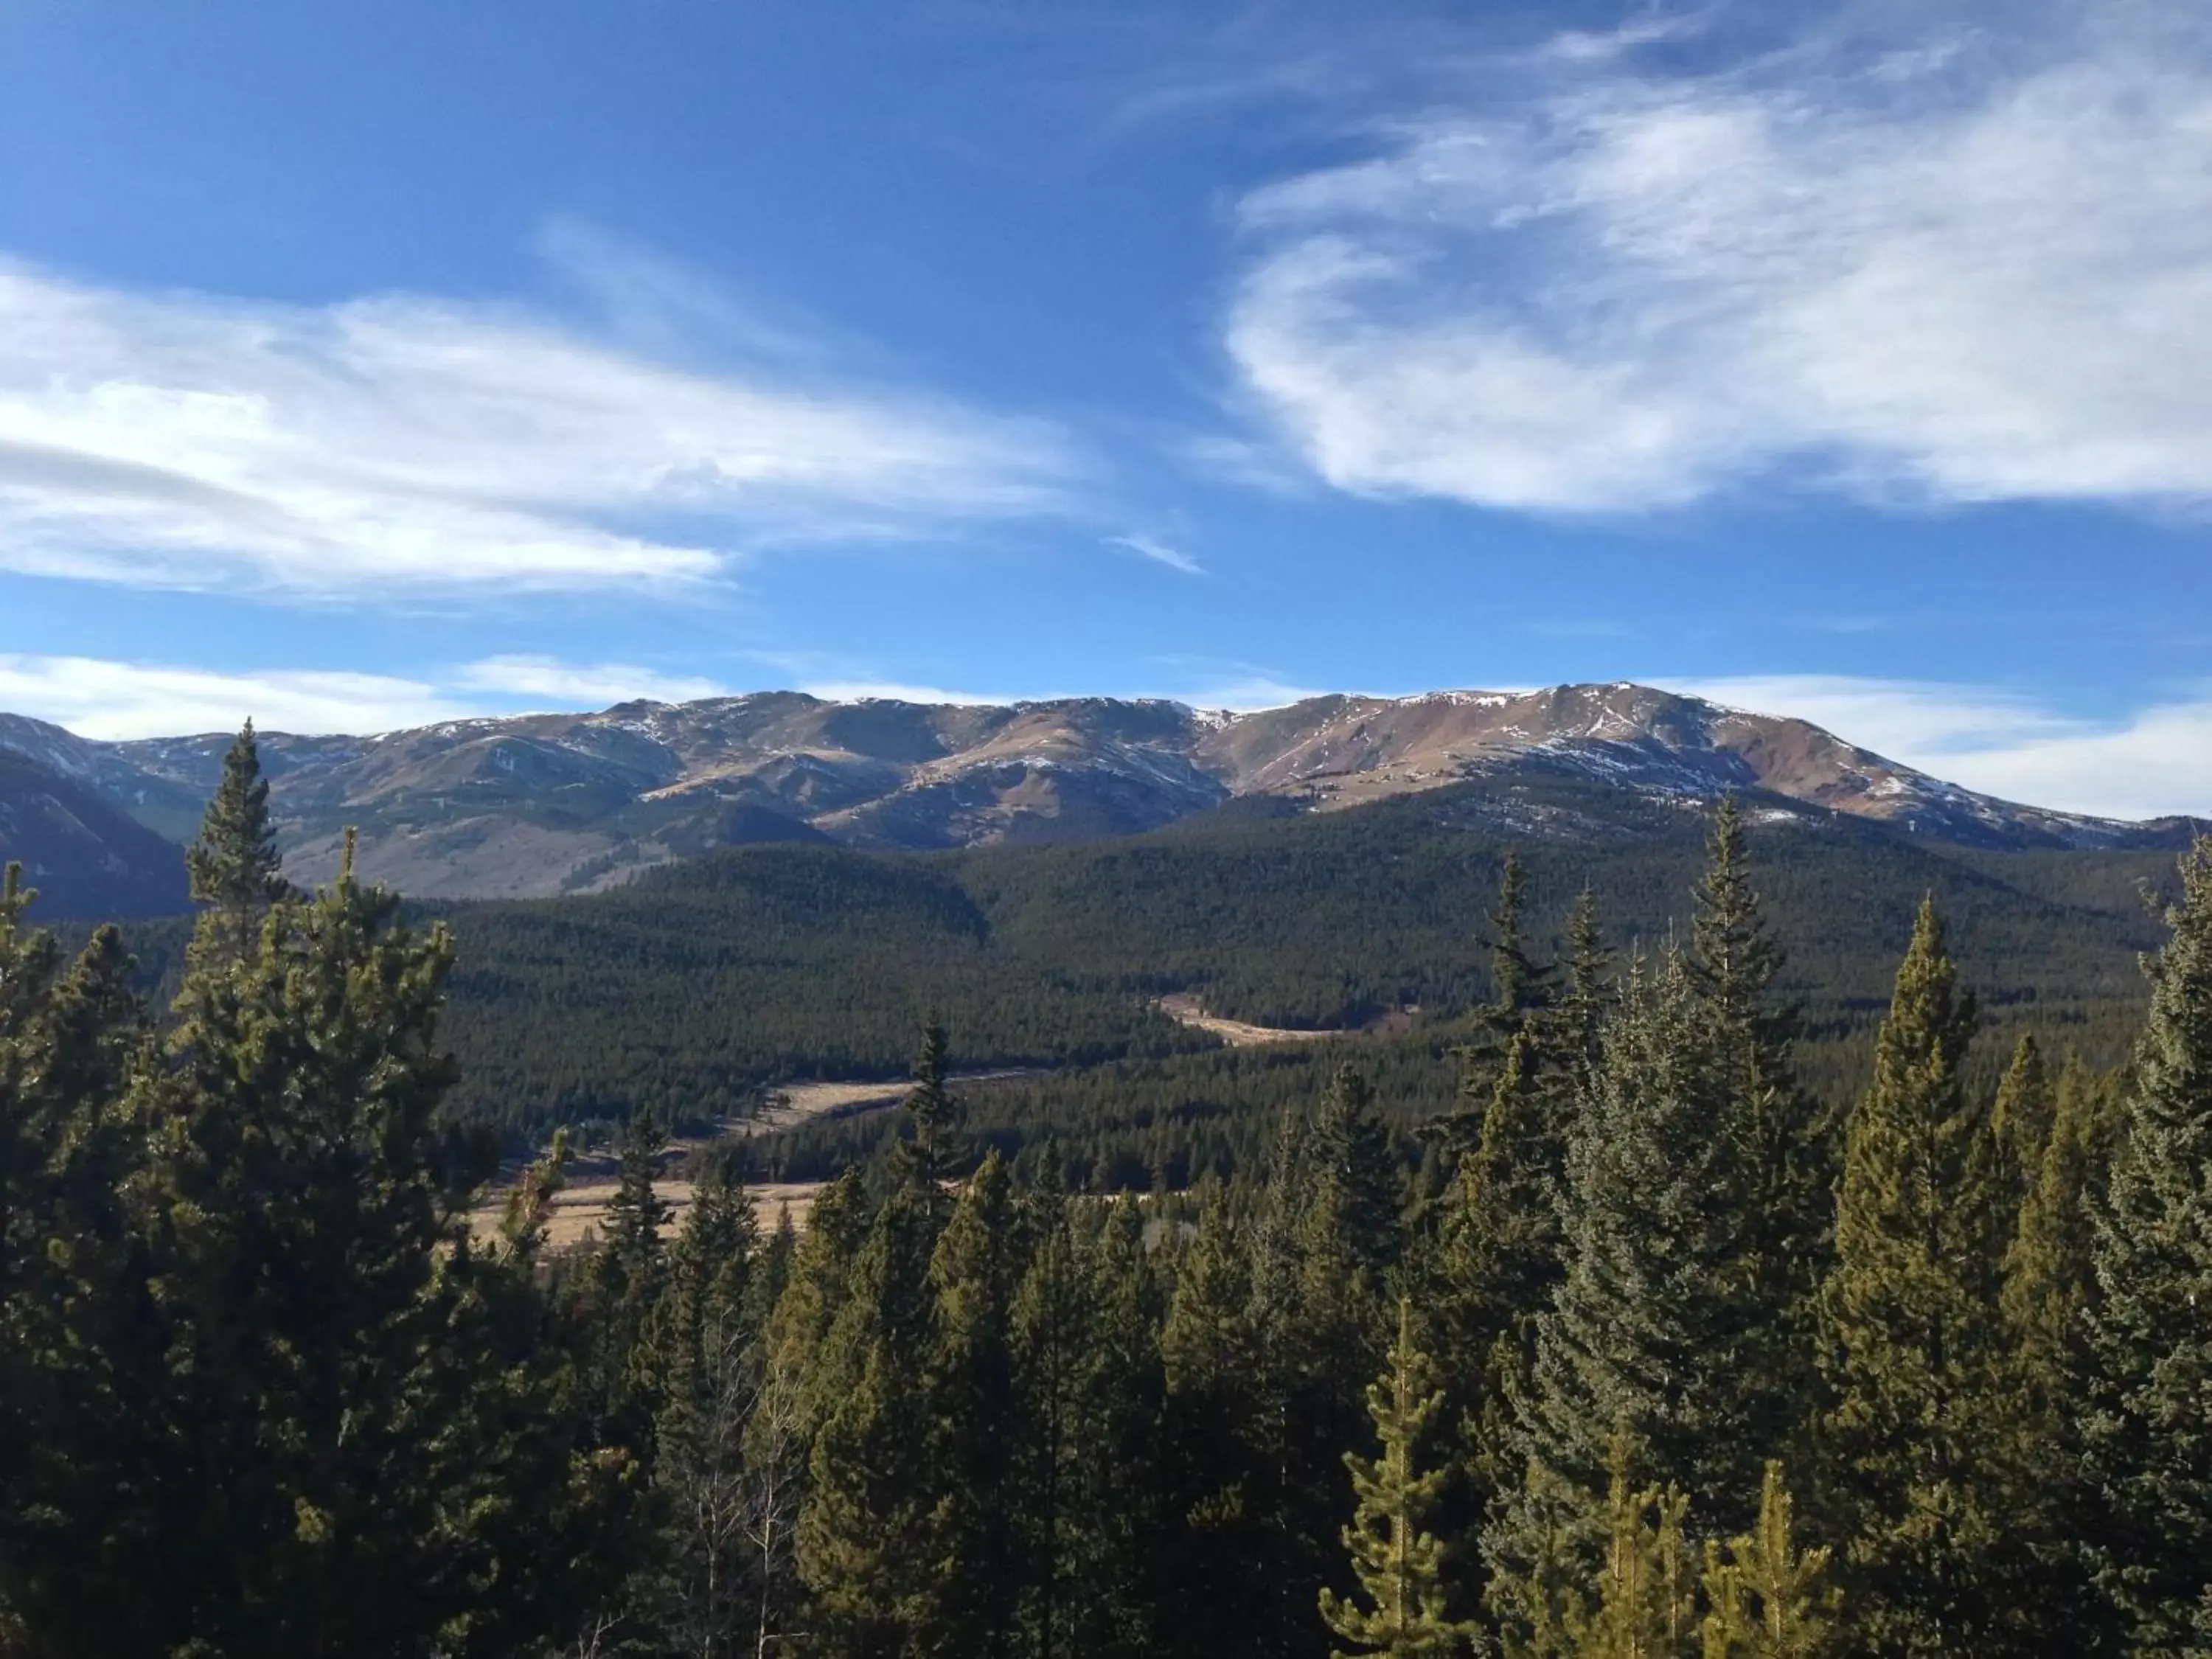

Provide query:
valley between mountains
left=4, top=678, right=2198, bottom=1180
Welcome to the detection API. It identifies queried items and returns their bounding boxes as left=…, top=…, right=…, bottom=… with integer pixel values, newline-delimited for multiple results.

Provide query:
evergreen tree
left=654, top=1162, right=764, bottom=1659
left=1571, top=1440, right=1698, bottom=1659
left=1305, top=1064, right=1404, bottom=1287
left=1700, top=1464, right=1837, bottom=1659
left=184, top=720, right=290, bottom=971
left=1987, top=1034, right=2054, bottom=1214
left=2003, top=1053, right=2111, bottom=1421
left=73, top=846, right=628, bottom=1657
left=925, top=1150, right=1026, bottom=1658
left=901, top=1018, right=965, bottom=1190
left=1013, top=1178, right=1090, bottom=1659
left=1488, top=951, right=1781, bottom=1639
left=796, top=1182, right=942, bottom=1657
left=1159, top=1182, right=1270, bottom=1658
left=1062, top=1196, right=1169, bottom=1658
left=1319, top=1297, right=1473, bottom=1658
left=1820, top=897, right=2017, bottom=1656
left=2083, top=838, right=2212, bottom=1655
left=1430, top=854, right=1556, bottom=1155
left=589, top=1110, right=673, bottom=1435
left=1686, top=799, right=1827, bottom=1434
left=1554, top=888, right=1612, bottom=1105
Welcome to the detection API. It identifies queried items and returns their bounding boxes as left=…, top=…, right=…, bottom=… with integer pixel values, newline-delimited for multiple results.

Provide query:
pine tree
left=1820, top=897, right=2017, bottom=1656
left=1159, top=1182, right=1271, bottom=1657
left=796, top=1183, right=942, bottom=1657
left=82, top=846, right=630, bottom=1657
left=589, top=1110, right=673, bottom=1434
left=2003, top=1053, right=2111, bottom=1419
left=1305, top=1064, right=1404, bottom=1287
left=2083, top=837, right=2212, bottom=1655
left=184, top=720, right=290, bottom=971
left=1014, top=1178, right=1090, bottom=1659
left=1700, top=1464, right=1837, bottom=1659
left=1686, top=799, right=1827, bottom=1446
left=901, top=1018, right=965, bottom=1190
left=654, top=1161, right=764, bottom=1659
left=1430, top=853, right=1556, bottom=1155
left=1987, top=1034, right=2053, bottom=1215
left=1487, top=953, right=1774, bottom=1640
left=1554, top=888, right=1612, bottom=1105
left=1062, top=1196, right=1169, bottom=1658
left=1319, top=1297, right=1474, bottom=1658
left=925, top=1149, right=1026, bottom=1659
left=1570, top=1439, right=1698, bottom=1659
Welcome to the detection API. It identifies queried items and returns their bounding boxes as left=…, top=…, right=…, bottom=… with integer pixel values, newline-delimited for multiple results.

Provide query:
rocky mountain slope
left=0, top=684, right=2196, bottom=902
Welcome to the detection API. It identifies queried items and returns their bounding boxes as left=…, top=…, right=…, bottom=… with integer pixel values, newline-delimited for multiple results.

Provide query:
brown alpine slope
left=0, top=683, right=2194, bottom=900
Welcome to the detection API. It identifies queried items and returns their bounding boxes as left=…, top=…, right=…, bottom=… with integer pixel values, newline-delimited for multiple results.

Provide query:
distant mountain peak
left=1, top=681, right=2193, bottom=902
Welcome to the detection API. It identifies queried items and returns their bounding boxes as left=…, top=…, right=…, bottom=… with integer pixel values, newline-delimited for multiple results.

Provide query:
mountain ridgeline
left=1, top=683, right=2199, bottom=909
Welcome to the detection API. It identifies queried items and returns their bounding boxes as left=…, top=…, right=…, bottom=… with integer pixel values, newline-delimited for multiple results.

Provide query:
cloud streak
left=1225, top=5, right=2212, bottom=512
left=0, top=260, right=1075, bottom=597
left=1108, top=532, right=1206, bottom=576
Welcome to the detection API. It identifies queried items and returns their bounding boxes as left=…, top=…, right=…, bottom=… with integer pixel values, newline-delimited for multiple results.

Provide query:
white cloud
left=0, top=260, right=1074, bottom=597
left=1107, top=532, right=1206, bottom=576
left=453, top=655, right=730, bottom=709
left=0, top=655, right=472, bottom=740
left=1664, top=673, right=2212, bottom=821
left=1226, top=7, right=2212, bottom=512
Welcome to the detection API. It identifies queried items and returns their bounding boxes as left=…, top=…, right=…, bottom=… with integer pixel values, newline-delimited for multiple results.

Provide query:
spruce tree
left=1319, top=1297, right=1474, bottom=1658
left=901, top=1018, right=964, bottom=1190
left=1063, top=1196, right=1169, bottom=1657
left=1820, top=897, right=2017, bottom=1656
left=1159, top=1182, right=1272, bottom=1657
left=2083, top=837, right=2212, bottom=1654
left=925, top=1150, right=1026, bottom=1659
left=1686, top=799, right=1827, bottom=1434
left=796, top=1183, right=942, bottom=1657
left=589, top=1110, right=673, bottom=1434
left=1987, top=1034, right=2053, bottom=1215
left=654, top=1162, right=764, bottom=1659
left=2003, top=1052, right=2110, bottom=1420
left=1431, top=853, right=1556, bottom=1156
left=1014, top=1178, right=1090, bottom=1659
left=1487, top=951, right=1775, bottom=1638
left=184, top=720, right=290, bottom=970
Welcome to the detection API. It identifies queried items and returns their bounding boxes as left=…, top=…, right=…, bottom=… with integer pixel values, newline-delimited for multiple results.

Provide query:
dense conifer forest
left=10, top=725, right=2212, bottom=1656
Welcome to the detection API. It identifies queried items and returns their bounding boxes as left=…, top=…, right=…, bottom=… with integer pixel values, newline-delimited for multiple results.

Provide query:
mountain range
left=0, top=682, right=2199, bottom=911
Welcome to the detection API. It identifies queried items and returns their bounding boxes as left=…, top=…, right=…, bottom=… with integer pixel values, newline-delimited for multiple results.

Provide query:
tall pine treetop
left=184, top=720, right=290, bottom=969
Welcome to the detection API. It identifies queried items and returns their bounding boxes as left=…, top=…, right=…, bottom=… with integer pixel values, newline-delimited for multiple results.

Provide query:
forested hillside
left=10, top=726, right=2212, bottom=1656
left=439, top=774, right=2167, bottom=1140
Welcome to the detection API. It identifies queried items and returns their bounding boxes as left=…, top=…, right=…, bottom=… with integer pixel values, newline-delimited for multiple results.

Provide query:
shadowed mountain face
left=0, top=750, right=191, bottom=917
left=0, top=684, right=2197, bottom=902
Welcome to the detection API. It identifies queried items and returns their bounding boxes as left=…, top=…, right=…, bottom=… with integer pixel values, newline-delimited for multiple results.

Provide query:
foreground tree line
left=4, top=728, right=2212, bottom=1656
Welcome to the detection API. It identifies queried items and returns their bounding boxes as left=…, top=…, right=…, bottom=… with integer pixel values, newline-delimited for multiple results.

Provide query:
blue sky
left=1, top=0, right=2210, bottom=815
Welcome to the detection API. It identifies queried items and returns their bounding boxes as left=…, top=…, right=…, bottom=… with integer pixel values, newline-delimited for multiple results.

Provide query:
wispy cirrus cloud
left=452, top=655, right=731, bottom=709
left=1664, top=672, right=2212, bottom=821
left=1108, top=532, right=1206, bottom=576
left=0, top=257, right=1076, bottom=599
left=1225, top=4, right=2212, bottom=513
left=0, top=655, right=471, bottom=740
left=1, top=653, right=729, bottom=738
